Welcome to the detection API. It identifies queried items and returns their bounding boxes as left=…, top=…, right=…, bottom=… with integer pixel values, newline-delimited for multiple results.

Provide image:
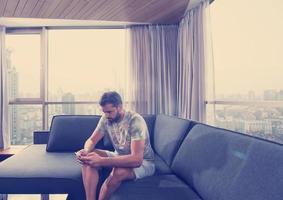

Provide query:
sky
left=210, top=0, right=283, bottom=96
left=48, top=29, right=127, bottom=95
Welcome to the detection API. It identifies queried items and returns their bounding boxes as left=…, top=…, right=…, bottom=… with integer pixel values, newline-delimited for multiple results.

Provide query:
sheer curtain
left=128, top=0, right=213, bottom=121
left=0, top=26, right=10, bottom=149
left=176, top=0, right=213, bottom=121
left=128, top=25, right=178, bottom=115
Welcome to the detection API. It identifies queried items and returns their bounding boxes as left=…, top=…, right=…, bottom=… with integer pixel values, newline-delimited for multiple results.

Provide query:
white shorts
left=105, top=150, right=155, bottom=179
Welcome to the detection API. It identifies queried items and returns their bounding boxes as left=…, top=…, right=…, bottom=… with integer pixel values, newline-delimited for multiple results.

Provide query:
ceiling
left=0, top=0, right=191, bottom=25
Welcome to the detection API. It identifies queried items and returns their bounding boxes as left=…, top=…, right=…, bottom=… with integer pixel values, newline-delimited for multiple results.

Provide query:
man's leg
left=98, top=168, right=135, bottom=200
left=82, top=165, right=99, bottom=200
left=81, top=149, right=109, bottom=200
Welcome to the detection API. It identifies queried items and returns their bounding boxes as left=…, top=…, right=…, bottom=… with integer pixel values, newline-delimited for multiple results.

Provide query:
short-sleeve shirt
left=95, top=111, right=154, bottom=161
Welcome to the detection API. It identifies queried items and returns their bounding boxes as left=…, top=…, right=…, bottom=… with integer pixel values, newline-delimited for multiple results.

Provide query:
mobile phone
left=76, top=159, right=84, bottom=164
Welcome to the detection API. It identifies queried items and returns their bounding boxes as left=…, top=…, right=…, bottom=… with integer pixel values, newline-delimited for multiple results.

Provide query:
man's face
left=102, top=103, right=122, bottom=123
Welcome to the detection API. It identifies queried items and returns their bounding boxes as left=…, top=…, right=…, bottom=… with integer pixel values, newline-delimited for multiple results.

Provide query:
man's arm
left=83, top=130, right=104, bottom=153
left=81, top=139, right=145, bottom=168
left=76, top=130, right=104, bottom=164
left=82, top=115, right=107, bottom=153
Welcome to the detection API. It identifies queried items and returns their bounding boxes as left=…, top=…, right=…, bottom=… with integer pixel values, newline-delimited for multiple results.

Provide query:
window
left=207, top=0, right=283, bottom=143
left=47, top=29, right=129, bottom=126
left=9, top=105, right=42, bottom=145
left=6, top=28, right=129, bottom=145
left=6, top=34, right=41, bottom=99
left=48, top=29, right=128, bottom=102
left=6, top=30, right=43, bottom=145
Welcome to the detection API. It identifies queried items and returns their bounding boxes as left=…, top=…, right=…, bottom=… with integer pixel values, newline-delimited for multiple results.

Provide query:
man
left=76, top=91, right=155, bottom=200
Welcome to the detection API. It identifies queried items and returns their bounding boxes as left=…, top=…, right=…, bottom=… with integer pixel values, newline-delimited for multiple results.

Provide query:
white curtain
left=176, top=0, right=213, bottom=122
left=128, top=25, right=178, bottom=115
left=0, top=26, right=10, bottom=149
left=128, top=0, right=214, bottom=121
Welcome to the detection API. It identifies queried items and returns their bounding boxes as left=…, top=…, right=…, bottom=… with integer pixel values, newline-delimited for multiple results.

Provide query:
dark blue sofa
left=0, top=114, right=283, bottom=200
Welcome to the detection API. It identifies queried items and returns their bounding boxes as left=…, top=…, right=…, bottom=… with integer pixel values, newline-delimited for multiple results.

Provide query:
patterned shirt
left=95, top=111, right=154, bottom=161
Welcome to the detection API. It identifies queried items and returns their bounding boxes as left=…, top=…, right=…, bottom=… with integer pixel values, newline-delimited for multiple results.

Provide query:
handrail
left=206, top=100, right=283, bottom=106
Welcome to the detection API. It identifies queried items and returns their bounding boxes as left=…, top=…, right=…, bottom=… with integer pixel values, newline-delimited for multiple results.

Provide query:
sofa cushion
left=154, top=115, right=195, bottom=166
left=172, top=124, right=283, bottom=200
left=110, top=175, right=201, bottom=200
left=154, top=154, right=172, bottom=175
left=142, top=115, right=156, bottom=146
left=0, top=145, right=84, bottom=195
left=33, top=131, right=50, bottom=144
left=46, top=115, right=101, bottom=152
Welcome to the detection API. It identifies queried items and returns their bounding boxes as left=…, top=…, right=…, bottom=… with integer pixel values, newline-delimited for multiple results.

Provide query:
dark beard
left=110, top=113, right=122, bottom=123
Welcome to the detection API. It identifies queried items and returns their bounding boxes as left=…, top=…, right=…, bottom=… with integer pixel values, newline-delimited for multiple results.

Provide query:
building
left=62, top=93, right=75, bottom=115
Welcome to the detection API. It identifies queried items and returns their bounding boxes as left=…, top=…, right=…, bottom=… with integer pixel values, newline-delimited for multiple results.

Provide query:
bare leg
left=81, top=149, right=109, bottom=200
left=98, top=168, right=136, bottom=200
left=82, top=165, right=100, bottom=200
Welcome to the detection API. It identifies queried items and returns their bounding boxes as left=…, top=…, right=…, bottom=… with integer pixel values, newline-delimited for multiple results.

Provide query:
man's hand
left=76, top=149, right=89, bottom=157
left=79, top=152, right=103, bottom=167
left=75, top=149, right=89, bottom=164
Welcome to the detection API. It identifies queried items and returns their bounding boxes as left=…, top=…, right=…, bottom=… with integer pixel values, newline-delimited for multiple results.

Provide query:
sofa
left=0, top=114, right=283, bottom=200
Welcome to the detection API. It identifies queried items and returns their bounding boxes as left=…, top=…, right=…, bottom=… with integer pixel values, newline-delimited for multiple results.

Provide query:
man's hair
left=99, top=91, right=123, bottom=107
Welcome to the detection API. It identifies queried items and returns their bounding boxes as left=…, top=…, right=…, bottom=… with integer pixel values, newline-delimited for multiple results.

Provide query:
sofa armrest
left=33, top=131, right=50, bottom=144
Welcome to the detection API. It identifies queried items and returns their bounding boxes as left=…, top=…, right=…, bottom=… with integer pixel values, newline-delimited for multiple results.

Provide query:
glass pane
left=9, top=105, right=42, bottom=145
left=210, top=0, right=283, bottom=100
left=48, top=29, right=128, bottom=102
left=205, top=103, right=215, bottom=126
left=47, top=103, right=102, bottom=127
left=207, top=104, right=283, bottom=144
left=6, top=34, right=41, bottom=99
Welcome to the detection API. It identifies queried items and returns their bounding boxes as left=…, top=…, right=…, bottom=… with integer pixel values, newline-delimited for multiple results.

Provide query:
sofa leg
left=0, top=194, right=7, bottom=200
left=41, top=194, right=49, bottom=200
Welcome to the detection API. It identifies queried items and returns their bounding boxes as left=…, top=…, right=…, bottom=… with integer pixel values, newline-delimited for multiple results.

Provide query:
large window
left=6, top=28, right=129, bottom=145
left=48, top=29, right=128, bottom=102
left=208, top=0, right=283, bottom=143
left=6, top=34, right=41, bottom=99
left=47, top=29, right=129, bottom=126
left=6, top=31, right=43, bottom=145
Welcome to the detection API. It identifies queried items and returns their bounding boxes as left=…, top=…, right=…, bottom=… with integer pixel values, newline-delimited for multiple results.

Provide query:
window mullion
left=41, top=27, right=48, bottom=130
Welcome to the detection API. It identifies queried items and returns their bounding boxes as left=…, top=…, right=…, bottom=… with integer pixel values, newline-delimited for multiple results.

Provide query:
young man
left=76, top=91, right=155, bottom=200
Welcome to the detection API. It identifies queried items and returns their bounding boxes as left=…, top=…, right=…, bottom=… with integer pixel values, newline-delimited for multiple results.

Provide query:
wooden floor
left=8, top=194, right=67, bottom=200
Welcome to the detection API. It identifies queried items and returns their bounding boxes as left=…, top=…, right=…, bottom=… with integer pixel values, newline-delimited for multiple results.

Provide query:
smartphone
left=75, top=152, right=82, bottom=159
left=75, top=152, right=84, bottom=164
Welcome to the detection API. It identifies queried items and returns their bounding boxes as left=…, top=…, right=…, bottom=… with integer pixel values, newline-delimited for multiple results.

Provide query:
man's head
left=99, top=91, right=123, bottom=123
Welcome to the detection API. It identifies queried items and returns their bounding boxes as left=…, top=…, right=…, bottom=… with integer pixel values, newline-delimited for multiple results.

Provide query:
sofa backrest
left=46, top=115, right=102, bottom=152
left=141, top=115, right=156, bottom=144
left=46, top=115, right=156, bottom=152
left=171, top=123, right=283, bottom=200
left=153, top=114, right=196, bottom=166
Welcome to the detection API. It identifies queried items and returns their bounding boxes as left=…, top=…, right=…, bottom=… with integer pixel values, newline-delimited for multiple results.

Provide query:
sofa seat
left=0, top=145, right=84, bottom=195
left=110, top=174, right=202, bottom=200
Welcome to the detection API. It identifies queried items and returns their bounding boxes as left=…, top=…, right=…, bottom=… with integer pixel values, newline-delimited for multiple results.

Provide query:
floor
left=7, top=194, right=67, bottom=200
